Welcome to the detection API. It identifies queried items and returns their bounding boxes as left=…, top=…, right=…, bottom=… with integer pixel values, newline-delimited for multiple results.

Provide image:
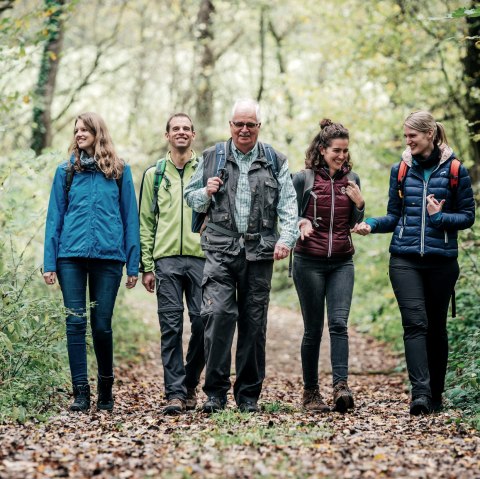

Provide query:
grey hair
left=231, top=98, right=262, bottom=123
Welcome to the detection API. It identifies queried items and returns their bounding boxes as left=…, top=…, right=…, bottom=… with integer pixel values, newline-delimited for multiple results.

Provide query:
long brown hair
left=404, top=110, right=448, bottom=146
left=305, top=119, right=351, bottom=171
left=68, top=112, right=124, bottom=179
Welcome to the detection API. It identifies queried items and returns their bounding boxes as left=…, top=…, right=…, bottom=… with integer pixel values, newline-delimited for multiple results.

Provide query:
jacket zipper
left=328, top=178, right=335, bottom=257
left=180, top=174, right=184, bottom=255
left=421, top=181, right=427, bottom=256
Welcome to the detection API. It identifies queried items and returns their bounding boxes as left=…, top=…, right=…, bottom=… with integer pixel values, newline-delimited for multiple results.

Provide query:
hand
left=126, top=275, right=138, bottom=289
left=142, top=272, right=155, bottom=293
left=43, top=271, right=57, bottom=286
left=206, top=176, right=224, bottom=197
left=298, top=218, right=313, bottom=241
left=346, top=181, right=365, bottom=209
left=352, top=222, right=372, bottom=236
left=426, top=194, right=445, bottom=216
left=274, top=242, right=290, bottom=260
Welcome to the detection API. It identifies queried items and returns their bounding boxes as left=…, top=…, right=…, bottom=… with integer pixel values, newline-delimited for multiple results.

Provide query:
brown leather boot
left=185, top=387, right=197, bottom=410
left=302, top=387, right=330, bottom=412
left=163, top=398, right=186, bottom=415
left=333, top=381, right=354, bottom=413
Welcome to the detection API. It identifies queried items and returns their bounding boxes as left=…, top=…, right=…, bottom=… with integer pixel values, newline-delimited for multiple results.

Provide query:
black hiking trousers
left=389, top=254, right=459, bottom=400
left=201, top=249, right=274, bottom=405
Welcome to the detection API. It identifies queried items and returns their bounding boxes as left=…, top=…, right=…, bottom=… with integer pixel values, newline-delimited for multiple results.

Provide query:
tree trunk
left=31, top=0, right=65, bottom=155
left=462, top=6, right=480, bottom=183
left=194, top=0, right=215, bottom=151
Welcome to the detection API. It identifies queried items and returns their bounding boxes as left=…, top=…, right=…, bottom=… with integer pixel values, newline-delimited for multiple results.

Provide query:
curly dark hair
left=305, top=118, right=351, bottom=171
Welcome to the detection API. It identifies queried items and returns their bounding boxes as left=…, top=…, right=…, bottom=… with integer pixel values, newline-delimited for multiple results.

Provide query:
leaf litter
left=1, top=305, right=479, bottom=478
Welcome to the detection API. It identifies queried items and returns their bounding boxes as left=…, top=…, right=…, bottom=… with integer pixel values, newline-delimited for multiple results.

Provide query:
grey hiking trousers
left=155, top=256, right=206, bottom=400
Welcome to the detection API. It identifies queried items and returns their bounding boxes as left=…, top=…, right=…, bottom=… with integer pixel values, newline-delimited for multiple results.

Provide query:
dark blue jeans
left=155, top=256, right=206, bottom=400
left=57, top=258, right=123, bottom=385
left=389, top=254, right=459, bottom=399
left=293, top=254, right=354, bottom=388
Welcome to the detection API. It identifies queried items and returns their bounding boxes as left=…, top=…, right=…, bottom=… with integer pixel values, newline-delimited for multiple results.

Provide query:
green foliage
left=445, top=220, right=480, bottom=428
left=0, top=263, right=68, bottom=423
left=447, top=7, right=480, bottom=19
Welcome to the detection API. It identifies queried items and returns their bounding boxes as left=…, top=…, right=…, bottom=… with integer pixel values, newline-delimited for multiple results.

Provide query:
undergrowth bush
left=445, top=222, right=480, bottom=428
left=0, top=263, right=68, bottom=423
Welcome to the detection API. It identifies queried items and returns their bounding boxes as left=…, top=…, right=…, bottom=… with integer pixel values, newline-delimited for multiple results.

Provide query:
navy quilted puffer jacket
left=372, top=145, right=475, bottom=257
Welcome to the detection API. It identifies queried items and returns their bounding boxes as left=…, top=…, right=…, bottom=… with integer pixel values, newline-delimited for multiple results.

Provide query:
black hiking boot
left=70, top=383, right=91, bottom=412
left=97, top=375, right=114, bottom=411
left=202, top=396, right=227, bottom=413
left=431, top=395, right=443, bottom=413
left=410, top=395, right=432, bottom=415
left=238, top=400, right=259, bottom=413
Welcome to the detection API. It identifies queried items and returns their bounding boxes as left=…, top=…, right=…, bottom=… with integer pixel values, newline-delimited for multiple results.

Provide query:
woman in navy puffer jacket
left=43, top=112, right=140, bottom=412
left=354, top=111, right=475, bottom=415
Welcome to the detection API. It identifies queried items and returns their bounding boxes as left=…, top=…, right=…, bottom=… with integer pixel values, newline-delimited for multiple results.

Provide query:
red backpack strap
left=449, top=158, right=460, bottom=190
left=397, top=161, right=409, bottom=198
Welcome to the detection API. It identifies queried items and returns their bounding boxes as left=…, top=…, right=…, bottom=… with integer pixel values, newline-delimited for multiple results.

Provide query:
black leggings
left=389, top=254, right=459, bottom=399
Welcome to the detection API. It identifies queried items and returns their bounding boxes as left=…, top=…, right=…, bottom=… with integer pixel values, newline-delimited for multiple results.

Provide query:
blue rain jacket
left=44, top=160, right=140, bottom=276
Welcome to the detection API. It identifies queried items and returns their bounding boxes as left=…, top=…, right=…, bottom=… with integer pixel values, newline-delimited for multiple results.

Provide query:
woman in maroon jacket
left=292, top=119, right=364, bottom=413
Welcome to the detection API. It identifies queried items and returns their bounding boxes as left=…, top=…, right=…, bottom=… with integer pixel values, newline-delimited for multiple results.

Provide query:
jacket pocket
left=201, top=231, right=235, bottom=253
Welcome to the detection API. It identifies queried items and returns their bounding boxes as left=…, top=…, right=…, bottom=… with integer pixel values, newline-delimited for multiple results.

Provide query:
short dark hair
left=165, top=113, right=195, bottom=132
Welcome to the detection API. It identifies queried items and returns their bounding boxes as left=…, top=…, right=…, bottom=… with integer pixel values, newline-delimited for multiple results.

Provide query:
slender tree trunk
left=462, top=6, right=480, bottom=183
left=268, top=21, right=294, bottom=145
left=31, top=0, right=65, bottom=155
left=257, top=6, right=267, bottom=103
left=194, top=0, right=215, bottom=150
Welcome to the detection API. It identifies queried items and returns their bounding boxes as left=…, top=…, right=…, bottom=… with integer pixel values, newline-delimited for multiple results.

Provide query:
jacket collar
left=401, top=143, right=454, bottom=168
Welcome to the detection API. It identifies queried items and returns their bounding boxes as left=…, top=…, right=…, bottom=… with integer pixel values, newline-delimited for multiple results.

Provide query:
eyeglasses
left=230, top=121, right=260, bottom=129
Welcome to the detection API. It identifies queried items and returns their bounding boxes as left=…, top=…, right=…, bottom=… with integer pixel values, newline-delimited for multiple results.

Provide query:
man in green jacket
left=139, top=113, right=205, bottom=414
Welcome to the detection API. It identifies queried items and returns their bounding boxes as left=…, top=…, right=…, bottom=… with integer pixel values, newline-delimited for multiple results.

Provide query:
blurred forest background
left=0, top=0, right=479, bottom=425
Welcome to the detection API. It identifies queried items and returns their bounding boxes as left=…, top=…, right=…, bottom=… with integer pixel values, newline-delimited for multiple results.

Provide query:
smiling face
left=320, top=138, right=349, bottom=176
left=74, top=119, right=95, bottom=156
left=165, top=115, right=195, bottom=152
left=229, top=106, right=260, bottom=154
left=404, top=126, right=434, bottom=158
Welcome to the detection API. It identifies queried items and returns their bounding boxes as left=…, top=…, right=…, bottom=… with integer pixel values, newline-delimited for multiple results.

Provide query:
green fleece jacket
left=139, top=152, right=204, bottom=272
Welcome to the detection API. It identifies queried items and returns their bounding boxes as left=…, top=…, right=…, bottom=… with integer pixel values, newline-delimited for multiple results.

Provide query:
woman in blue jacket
left=43, top=112, right=140, bottom=412
left=354, top=111, right=475, bottom=415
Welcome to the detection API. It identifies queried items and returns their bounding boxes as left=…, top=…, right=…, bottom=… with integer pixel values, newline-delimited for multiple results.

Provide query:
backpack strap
left=214, top=142, right=227, bottom=177
left=151, top=159, right=167, bottom=215
left=192, top=146, right=226, bottom=234
left=449, top=158, right=460, bottom=190
left=65, top=163, right=75, bottom=205
left=261, top=142, right=279, bottom=177
left=397, top=161, right=409, bottom=199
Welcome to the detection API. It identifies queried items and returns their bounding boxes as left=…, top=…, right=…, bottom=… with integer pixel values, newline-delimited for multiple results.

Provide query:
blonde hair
left=68, top=112, right=124, bottom=179
left=404, top=110, right=448, bottom=146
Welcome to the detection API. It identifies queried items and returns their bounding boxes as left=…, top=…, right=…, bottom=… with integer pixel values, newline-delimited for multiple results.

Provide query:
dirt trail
left=0, top=301, right=479, bottom=478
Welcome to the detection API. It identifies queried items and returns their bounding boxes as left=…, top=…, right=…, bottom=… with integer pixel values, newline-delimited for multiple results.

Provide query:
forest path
left=1, top=294, right=479, bottom=478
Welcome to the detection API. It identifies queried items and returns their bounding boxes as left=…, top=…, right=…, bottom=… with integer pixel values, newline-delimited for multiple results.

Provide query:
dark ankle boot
left=97, top=375, right=114, bottom=411
left=70, top=383, right=91, bottom=412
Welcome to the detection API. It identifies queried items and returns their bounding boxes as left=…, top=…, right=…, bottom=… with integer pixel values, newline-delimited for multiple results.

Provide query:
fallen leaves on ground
left=1, top=305, right=479, bottom=478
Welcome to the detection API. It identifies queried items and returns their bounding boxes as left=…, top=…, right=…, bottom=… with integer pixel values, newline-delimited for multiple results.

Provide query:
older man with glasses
left=184, top=98, right=298, bottom=413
